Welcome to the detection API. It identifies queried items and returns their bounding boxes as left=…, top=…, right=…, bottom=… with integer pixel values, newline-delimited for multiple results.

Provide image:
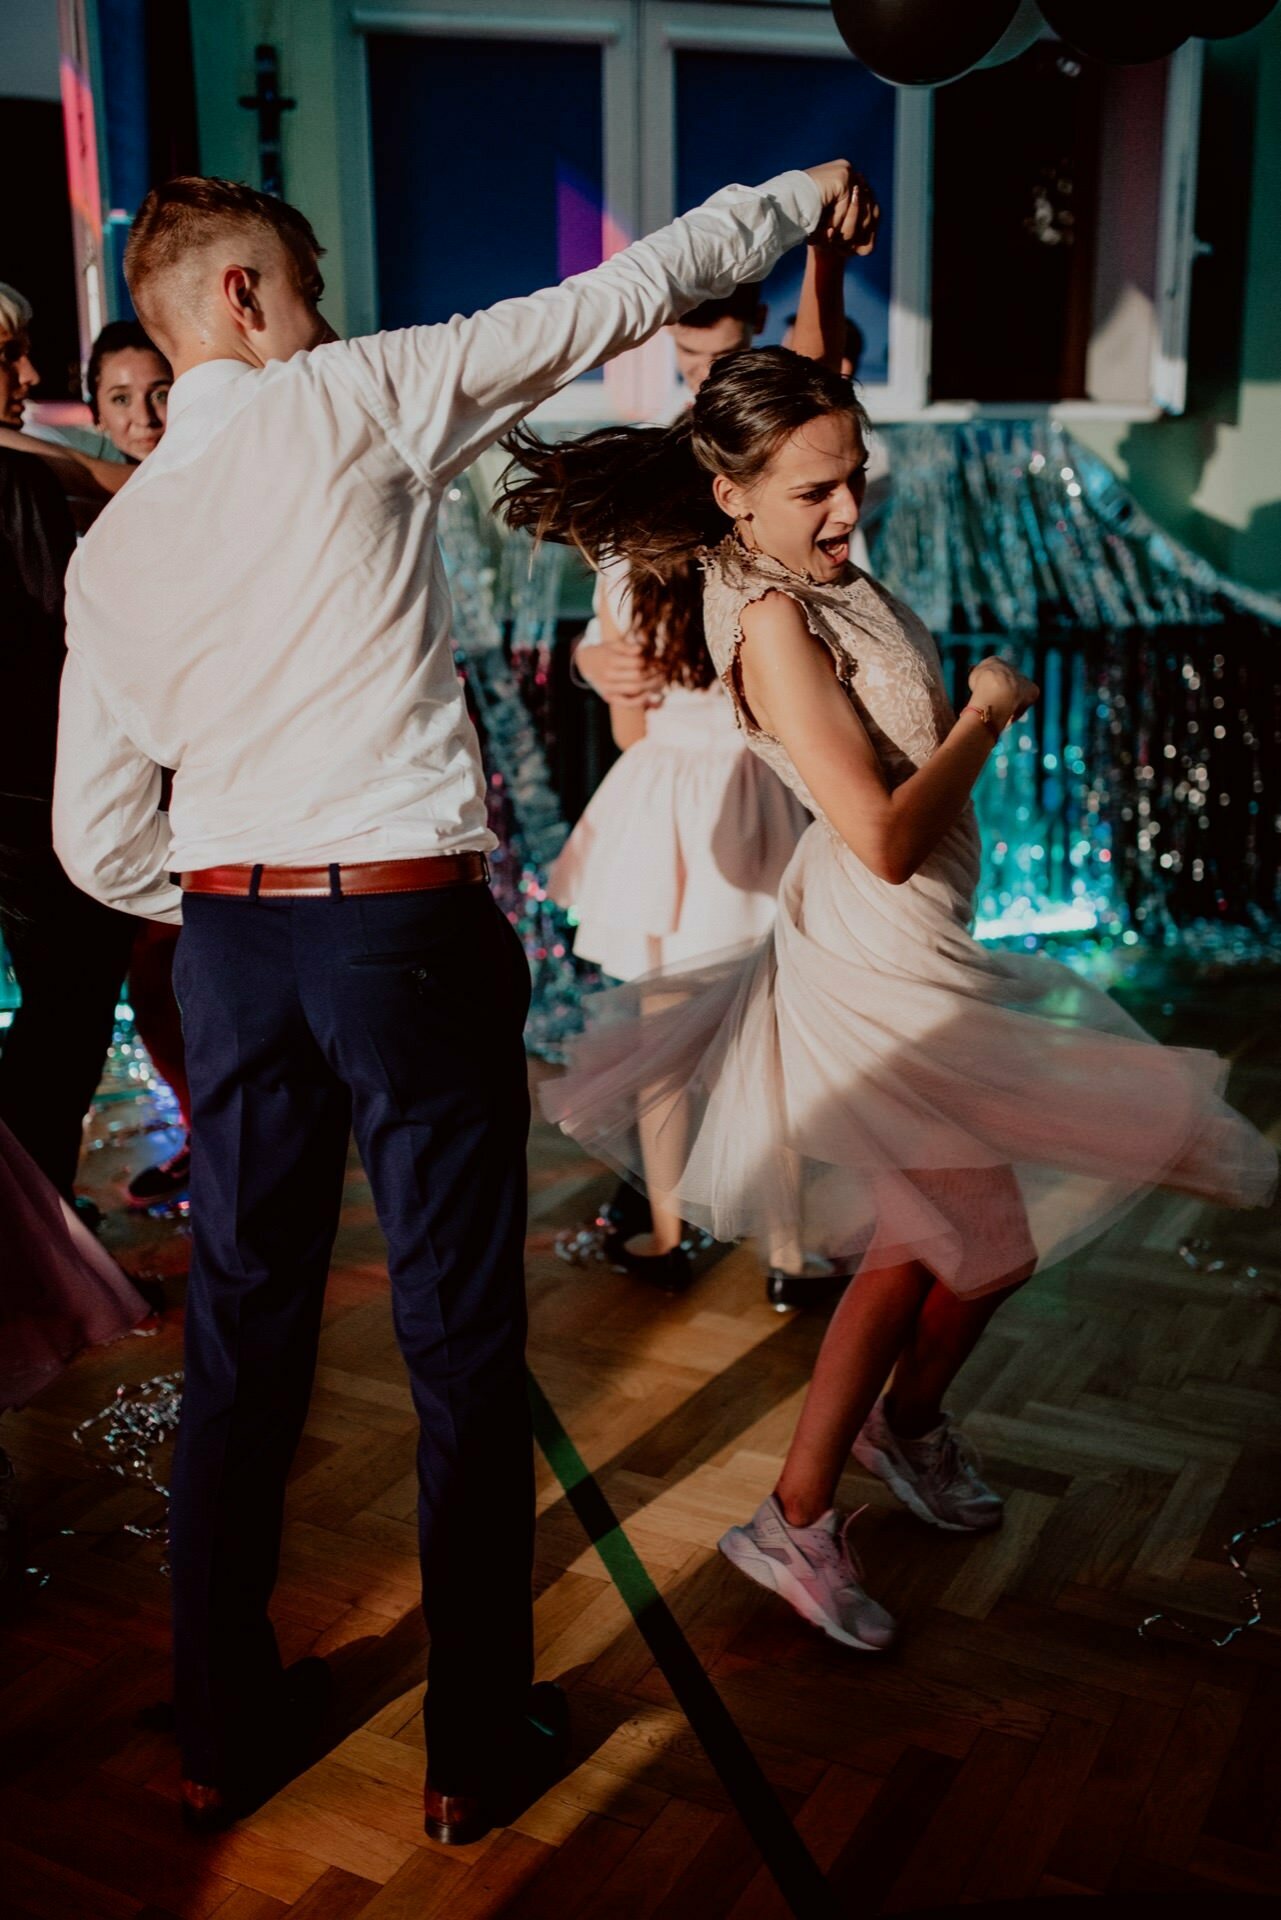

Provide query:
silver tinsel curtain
left=872, top=422, right=1281, bottom=942
left=436, top=423, right=1281, bottom=1058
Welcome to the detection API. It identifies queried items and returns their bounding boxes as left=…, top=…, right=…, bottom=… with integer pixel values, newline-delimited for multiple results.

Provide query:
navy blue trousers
left=170, top=882, right=533, bottom=1791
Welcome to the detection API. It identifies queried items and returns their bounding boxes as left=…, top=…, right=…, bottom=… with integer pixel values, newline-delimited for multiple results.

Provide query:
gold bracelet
left=962, top=702, right=1002, bottom=744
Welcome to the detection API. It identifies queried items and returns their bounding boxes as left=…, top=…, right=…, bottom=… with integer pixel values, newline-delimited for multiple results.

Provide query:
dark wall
left=0, top=98, right=81, bottom=401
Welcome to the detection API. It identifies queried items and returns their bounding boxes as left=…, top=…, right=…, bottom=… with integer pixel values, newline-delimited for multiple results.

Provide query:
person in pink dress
left=0, top=1114, right=149, bottom=1579
left=0, top=1115, right=149, bottom=1412
left=499, top=346, right=1277, bottom=1653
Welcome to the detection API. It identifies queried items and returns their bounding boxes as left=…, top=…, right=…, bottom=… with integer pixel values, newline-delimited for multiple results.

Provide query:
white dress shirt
left=52, top=171, right=822, bottom=923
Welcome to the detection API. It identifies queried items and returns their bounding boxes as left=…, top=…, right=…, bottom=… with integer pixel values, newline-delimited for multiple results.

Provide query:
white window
left=638, top=2, right=928, bottom=420
left=343, top=1, right=1201, bottom=422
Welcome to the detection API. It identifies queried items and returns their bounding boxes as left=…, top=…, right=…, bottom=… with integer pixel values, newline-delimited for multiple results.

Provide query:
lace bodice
left=701, top=538, right=959, bottom=824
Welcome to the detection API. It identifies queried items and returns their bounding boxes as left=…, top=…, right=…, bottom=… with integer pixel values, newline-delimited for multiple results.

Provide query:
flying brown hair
left=497, top=348, right=868, bottom=688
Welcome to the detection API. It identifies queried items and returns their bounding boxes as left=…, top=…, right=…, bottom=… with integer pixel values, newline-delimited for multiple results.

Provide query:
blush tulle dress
left=543, top=540, right=1277, bottom=1296
left=0, top=1118, right=148, bottom=1408
left=549, top=562, right=809, bottom=981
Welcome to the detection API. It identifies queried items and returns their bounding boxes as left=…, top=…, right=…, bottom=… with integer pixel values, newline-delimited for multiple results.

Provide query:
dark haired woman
left=79, top=323, right=191, bottom=1203
left=86, top=320, right=171, bottom=465
left=550, top=239, right=860, bottom=1300
left=500, top=348, right=1275, bottom=1652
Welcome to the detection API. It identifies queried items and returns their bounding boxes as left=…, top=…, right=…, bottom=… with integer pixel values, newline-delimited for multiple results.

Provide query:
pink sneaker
left=718, top=1494, right=896, bottom=1651
left=852, top=1399, right=1003, bottom=1533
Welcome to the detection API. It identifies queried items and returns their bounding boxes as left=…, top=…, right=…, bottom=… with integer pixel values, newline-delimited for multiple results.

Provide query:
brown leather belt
left=180, top=852, right=490, bottom=898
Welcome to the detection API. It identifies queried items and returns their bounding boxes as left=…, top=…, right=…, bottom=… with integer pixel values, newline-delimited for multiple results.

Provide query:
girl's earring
left=738, top=515, right=757, bottom=551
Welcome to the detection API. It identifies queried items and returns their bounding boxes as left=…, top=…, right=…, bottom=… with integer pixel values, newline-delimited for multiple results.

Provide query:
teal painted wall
left=1073, top=11, right=1281, bottom=591
left=187, top=1, right=352, bottom=334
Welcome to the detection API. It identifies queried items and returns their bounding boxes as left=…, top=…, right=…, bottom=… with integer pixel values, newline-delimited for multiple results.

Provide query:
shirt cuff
left=765, top=169, right=824, bottom=241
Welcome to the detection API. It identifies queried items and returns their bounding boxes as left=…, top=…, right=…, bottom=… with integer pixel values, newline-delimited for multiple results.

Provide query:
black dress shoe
left=128, top=1138, right=192, bottom=1207
left=72, top=1193, right=103, bottom=1234
left=424, top=1681, right=570, bottom=1846
left=603, top=1234, right=694, bottom=1293
left=179, top=1656, right=334, bottom=1832
left=765, top=1264, right=847, bottom=1313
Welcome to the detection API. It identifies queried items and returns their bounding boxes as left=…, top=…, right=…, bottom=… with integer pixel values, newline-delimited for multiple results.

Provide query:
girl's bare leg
left=627, top=989, right=689, bottom=1257
left=774, top=1257, right=933, bottom=1527
left=885, top=1269, right=1032, bottom=1438
left=629, top=1088, right=688, bottom=1256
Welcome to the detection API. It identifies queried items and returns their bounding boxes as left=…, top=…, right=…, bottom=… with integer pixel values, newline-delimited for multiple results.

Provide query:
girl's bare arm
left=789, top=245, right=848, bottom=375
left=737, top=591, right=1034, bottom=885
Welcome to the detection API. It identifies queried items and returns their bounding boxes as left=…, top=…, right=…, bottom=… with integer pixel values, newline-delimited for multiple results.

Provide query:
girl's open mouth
left=816, top=534, right=849, bottom=564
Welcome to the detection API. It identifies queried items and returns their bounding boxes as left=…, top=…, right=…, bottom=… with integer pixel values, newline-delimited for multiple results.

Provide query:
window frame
left=346, top=0, right=638, bottom=420
left=343, top=0, right=1201, bottom=423
left=639, top=1, right=930, bottom=421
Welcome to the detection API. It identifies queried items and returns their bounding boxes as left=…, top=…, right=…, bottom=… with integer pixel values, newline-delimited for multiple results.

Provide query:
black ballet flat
left=599, top=1180, right=653, bottom=1241
left=765, top=1265, right=847, bottom=1313
left=610, top=1238, right=694, bottom=1294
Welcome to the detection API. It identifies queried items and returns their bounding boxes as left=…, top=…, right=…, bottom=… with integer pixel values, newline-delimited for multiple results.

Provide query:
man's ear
left=712, top=473, right=745, bottom=522
left=221, top=266, right=262, bottom=333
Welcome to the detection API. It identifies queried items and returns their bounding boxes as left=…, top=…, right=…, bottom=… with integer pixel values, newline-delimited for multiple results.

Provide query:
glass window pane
left=675, top=48, right=896, bottom=384
left=368, top=34, right=605, bottom=334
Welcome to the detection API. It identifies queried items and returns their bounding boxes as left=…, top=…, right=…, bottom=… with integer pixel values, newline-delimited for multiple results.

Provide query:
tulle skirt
left=549, top=686, right=808, bottom=981
left=0, top=1119, right=148, bottom=1408
left=543, top=814, right=1277, bottom=1297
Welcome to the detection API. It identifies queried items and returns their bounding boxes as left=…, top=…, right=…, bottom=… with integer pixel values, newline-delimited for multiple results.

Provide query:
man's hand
left=804, top=161, right=880, bottom=257
left=575, top=635, right=666, bottom=708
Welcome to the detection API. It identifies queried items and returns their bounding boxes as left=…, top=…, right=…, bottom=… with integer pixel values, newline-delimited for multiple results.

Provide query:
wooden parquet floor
left=2, top=962, right=1280, bottom=1918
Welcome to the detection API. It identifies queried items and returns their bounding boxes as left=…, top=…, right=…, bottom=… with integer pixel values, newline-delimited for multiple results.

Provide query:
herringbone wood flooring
left=1, top=964, right=1279, bottom=1917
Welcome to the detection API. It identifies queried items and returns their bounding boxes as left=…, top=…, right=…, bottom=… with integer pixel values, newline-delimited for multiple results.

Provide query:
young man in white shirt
left=53, top=160, right=865, bottom=1840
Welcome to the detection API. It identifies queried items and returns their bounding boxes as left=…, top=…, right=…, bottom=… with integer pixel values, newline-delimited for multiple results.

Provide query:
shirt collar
left=166, top=358, right=258, bottom=426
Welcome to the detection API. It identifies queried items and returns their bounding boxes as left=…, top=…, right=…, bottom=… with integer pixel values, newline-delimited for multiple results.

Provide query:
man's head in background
left=124, top=177, right=335, bottom=375
left=782, top=309, right=865, bottom=382
left=668, top=283, right=766, bottom=393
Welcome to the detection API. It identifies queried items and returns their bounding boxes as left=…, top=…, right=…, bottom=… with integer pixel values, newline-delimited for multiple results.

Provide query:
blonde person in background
left=0, top=286, right=190, bottom=1207
left=0, top=284, right=127, bottom=525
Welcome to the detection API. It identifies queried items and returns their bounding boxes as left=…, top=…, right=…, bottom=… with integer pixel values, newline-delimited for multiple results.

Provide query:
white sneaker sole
left=851, top=1435, right=1003, bottom=1534
left=717, top=1527, right=895, bottom=1652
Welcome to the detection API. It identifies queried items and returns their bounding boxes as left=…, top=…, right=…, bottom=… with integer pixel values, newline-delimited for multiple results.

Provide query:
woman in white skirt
left=552, top=553, right=810, bottom=1294
left=551, top=239, right=870, bottom=1301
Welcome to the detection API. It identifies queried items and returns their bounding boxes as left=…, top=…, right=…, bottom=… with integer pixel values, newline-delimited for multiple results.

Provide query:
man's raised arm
left=343, top=163, right=862, bottom=488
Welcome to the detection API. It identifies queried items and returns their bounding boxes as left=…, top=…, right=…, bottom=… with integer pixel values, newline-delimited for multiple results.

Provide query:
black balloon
left=1187, top=0, right=1278, bottom=35
left=1038, top=1, right=1192, bottom=63
left=829, top=0, right=1020, bottom=87
left=979, top=0, right=1048, bottom=68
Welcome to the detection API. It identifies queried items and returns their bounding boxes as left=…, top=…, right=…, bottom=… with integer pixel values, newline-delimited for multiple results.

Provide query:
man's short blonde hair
left=0, top=282, right=34, bottom=340
left=124, top=177, right=324, bottom=329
